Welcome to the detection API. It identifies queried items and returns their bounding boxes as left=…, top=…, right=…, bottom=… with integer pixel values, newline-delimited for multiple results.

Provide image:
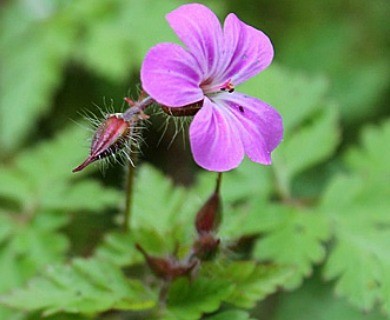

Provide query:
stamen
left=220, top=80, right=235, bottom=93
left=201, top=79, right=235, bottom=95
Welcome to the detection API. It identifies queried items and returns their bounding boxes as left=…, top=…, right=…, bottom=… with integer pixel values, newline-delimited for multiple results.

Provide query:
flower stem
left=123, top=95, right=154, bottom=121
left=123, top=148, right=138, bottom=232
left=215, top=172, right=223, bottom=194
left=122, top=95, right=154, bottom=231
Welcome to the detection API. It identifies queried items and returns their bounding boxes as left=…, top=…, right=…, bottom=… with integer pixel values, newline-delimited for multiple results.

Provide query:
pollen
left=220, top=80, right=235, bottom=93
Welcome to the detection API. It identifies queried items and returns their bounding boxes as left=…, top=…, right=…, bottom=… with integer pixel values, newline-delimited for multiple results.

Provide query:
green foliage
left=164, top=278, right=233, bottom=320
left=253, top=205, right=330, bottom=289
left=273, top=104, right=339, bottom=186
left=273, top=274, right=386, bottom=320
left=131, top=166, right=190, bottom=237
left=0, top=126, right=121, bottom=318
left=0, top=0, right=389, bottom=318
left=0, top=258, right=155, bottom=315
left=0, top=126, right=121, bottom=210
left=203, top=262, right=292, bottom=309
left=1, top=67, right=388, bottom=319
left=320, top=121, right=390, bottom=314
left=205, top=310, right=254, bottom=320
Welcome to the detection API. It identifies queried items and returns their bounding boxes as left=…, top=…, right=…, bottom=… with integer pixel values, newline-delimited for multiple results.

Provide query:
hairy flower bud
left=73, top=113, right=131, bottom=172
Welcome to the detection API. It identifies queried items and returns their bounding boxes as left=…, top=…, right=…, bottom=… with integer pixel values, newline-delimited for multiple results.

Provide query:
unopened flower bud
left=195, top=192, right=221, bottom=235
left=136, top=244, right=198, bottom=281
left=73, top=113, right=131, bottom=172
left=193, top=233, right=220, bottom=261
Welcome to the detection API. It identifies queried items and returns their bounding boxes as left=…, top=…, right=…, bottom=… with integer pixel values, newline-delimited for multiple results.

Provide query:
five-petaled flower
left=141, top=3, right=283, bottom=172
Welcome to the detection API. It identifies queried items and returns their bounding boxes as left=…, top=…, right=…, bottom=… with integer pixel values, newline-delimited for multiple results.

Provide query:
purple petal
left=189, top=98, right=244, bottom=172
left=220, top=14, right=274, bottom=85
left=214, top=92, right=283, bottom=165
left=141, top=43, right=204, bottom=107
left=166, top=4, right=224, bottom=79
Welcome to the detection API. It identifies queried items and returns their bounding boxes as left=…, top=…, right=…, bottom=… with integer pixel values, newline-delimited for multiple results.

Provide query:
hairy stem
left=122, top=95, right=154, bottom=231
left=123, top=145, right=138, bottom=232
left=123, top=96, right=154, bottom=121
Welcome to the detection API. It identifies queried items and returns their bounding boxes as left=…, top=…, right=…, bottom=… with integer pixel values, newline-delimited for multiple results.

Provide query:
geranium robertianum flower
left=141, top=3, right=283, bottom=172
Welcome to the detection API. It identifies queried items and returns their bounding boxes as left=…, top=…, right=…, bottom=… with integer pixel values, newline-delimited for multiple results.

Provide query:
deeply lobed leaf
left=321, top=121, right=390, bottom=314
left=0, top=258, right=155, bottom=315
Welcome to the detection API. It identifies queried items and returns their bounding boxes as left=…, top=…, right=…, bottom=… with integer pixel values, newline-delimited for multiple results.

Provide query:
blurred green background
left=0, top=0, right=389, bottom=319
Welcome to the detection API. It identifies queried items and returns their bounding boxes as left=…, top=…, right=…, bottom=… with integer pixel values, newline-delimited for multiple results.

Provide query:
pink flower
left=141, top=3, right=283, bottom=171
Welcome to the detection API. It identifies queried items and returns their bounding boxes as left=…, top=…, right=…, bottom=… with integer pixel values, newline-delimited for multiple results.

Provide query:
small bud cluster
left=136, top=174, right=222, bottom=298
left=193, top=191, right=221, bottom=260
left=135, top=244, right=198, bottom=282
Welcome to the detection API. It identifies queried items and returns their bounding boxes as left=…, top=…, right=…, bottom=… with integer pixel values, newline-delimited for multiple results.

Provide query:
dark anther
left=239, top=106, right=244, bottom=113
left=228, top=88, right=235, bottom=93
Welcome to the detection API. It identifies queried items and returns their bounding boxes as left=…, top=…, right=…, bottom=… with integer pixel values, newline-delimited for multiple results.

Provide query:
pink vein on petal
left=214, top=92, right=283, bottom=165
left=222, top=13, right=274, bottom=85
left=189, top=98, right=245, bottom=171
left=141, top=43, right=204, bottom=107
left=166, top=3, right=224, bottom=79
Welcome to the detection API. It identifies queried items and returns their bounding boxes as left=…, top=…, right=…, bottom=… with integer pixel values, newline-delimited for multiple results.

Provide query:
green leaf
left=0, top=209, right=70, bottom=319
left=131, top=164, right=199, bottom=246
left=320, top=121, right=390, bottom=314
left=253, top=204, right=330, bottom=289
left=240, top=64, right=329, bottom=133
left=203, top=261, right=292, bottom=309
left=321, top=175, right=390, bottom=313
left=0, top=213, right=13, bottom=243
left=274, top=273, right=386, bottom=320
left=0, top=125, right=121, bottom=211
left=95, top=229, right=169, bottom=267
left=40, top=180, right=121, bottom=211
left=0, top=258, right=155, bottom=315
left=0, top=126, right=122, bottom=317
left=164, top=278, right=233, bottom=320
left=345, top=120, right=390, bottom=188
left=273, top=104, right=340, bottom=184
left=0, top=212, right=69, bottom=293
left=204, top=310, right=254, bottom=320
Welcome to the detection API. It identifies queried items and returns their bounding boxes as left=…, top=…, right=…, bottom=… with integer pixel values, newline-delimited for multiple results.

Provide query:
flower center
left=201, top=79, right=235, bottom=95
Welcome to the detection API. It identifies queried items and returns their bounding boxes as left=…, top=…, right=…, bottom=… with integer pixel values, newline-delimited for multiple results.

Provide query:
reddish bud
left=195, top=192, right=221, bottom=235
left=73, top=113, right=131, bottom=172
left=136, top=244, right=198, bottom=281
left=193, top=233, right=220, bottom=260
